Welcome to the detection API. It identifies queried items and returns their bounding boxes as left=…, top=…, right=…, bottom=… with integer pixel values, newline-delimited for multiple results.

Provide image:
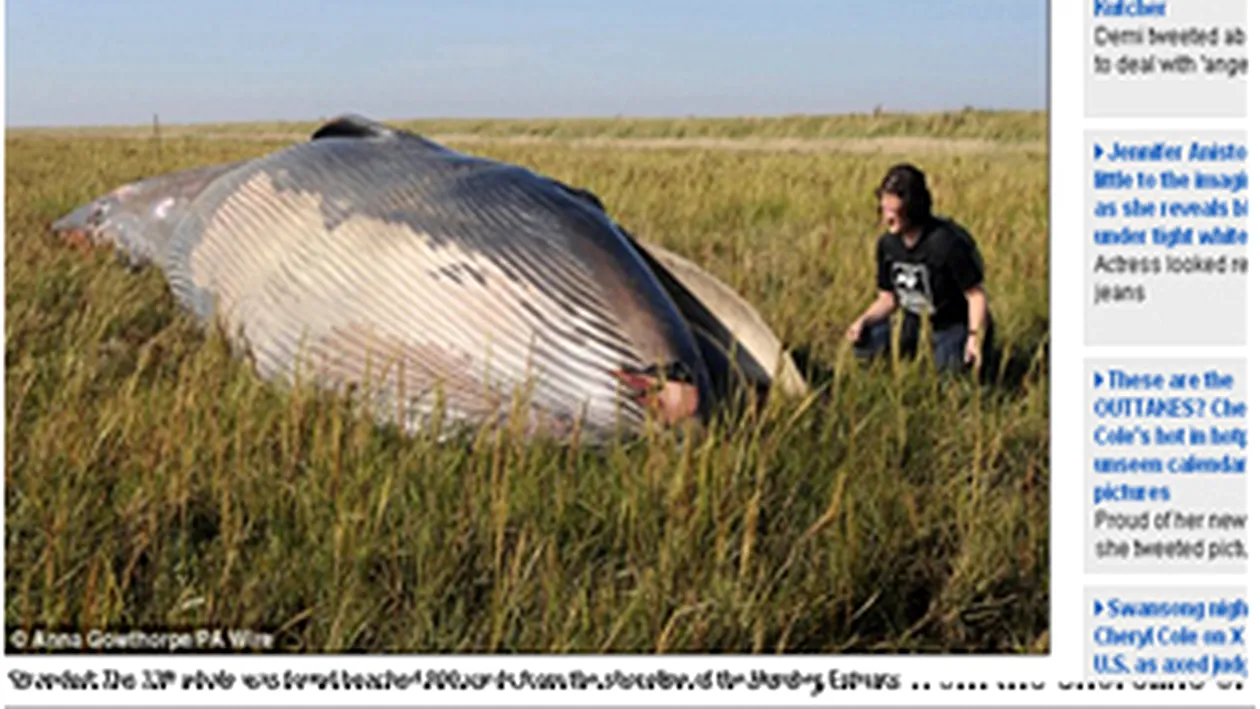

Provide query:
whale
left=52, top=115, right=808, bottom=443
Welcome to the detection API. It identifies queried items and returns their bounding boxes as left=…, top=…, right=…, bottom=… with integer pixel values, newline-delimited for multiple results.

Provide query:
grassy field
left=5, top=110, right=1049, bottom=653
left=24, top=108, right=1046, bottom=143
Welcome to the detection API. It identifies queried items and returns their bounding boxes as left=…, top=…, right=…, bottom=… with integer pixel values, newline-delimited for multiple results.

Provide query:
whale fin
left=311, top=114, right=457, bottom=155
left=625, top=236, right=809, bottom=398
left=310, top=114, right=399, bottom=141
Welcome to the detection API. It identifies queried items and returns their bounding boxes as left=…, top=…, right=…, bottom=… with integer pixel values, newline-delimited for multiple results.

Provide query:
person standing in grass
left=845, top=163, right=995, bottom=375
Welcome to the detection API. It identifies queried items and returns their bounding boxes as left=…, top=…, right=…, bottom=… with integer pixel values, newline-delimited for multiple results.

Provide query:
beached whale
left=52, top=115, right=807, bottom=443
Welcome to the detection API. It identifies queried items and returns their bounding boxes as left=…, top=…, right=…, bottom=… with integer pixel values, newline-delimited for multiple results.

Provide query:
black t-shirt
left=876, top=217, right=984, bottom=329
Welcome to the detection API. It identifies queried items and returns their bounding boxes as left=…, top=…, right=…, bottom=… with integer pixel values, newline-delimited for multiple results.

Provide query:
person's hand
left=845, top=316, right=866, bottom=343
left=964, top=333, right=982, bottom=367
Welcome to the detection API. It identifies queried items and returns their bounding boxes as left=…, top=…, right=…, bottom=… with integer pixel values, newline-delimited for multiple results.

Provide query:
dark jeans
left=854, top=313, right=996, bottom=375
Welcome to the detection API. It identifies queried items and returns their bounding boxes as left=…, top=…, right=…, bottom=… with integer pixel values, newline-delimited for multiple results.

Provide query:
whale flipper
left=627, top=238, right=809, bottom=398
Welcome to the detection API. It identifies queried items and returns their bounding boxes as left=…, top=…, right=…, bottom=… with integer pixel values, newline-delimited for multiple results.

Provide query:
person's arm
left=847, top=290, right=897, bottom=342
left=847, top=240, right=899, bottom=342
left=947, top=231, right=988, bottom=364
left=962, top=287, right=982, bottom=342
left=863, top=289, right=899, bottom=323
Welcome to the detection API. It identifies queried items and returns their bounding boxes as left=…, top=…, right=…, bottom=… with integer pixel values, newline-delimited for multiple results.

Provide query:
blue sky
left=5, top=0, right=1047, bottom=127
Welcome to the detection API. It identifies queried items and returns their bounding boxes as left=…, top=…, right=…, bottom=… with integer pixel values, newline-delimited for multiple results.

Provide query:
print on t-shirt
left=891, top=261, right=934, bottom=315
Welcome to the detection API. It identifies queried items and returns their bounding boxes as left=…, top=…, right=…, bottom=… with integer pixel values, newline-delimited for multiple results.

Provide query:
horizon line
left=6, top=106, right=1048, bottom=131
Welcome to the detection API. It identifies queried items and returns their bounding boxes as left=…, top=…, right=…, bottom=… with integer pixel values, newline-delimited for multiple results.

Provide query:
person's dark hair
left=875, top=163, right=933, bottom=227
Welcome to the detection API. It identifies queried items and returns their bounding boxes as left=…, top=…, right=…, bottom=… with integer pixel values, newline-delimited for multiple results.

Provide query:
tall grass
left=5, top=114, right=1048, bottom=652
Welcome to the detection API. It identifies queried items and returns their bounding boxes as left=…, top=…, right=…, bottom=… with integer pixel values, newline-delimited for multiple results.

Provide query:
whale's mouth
left=612, top=362, right=699, bottom=425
